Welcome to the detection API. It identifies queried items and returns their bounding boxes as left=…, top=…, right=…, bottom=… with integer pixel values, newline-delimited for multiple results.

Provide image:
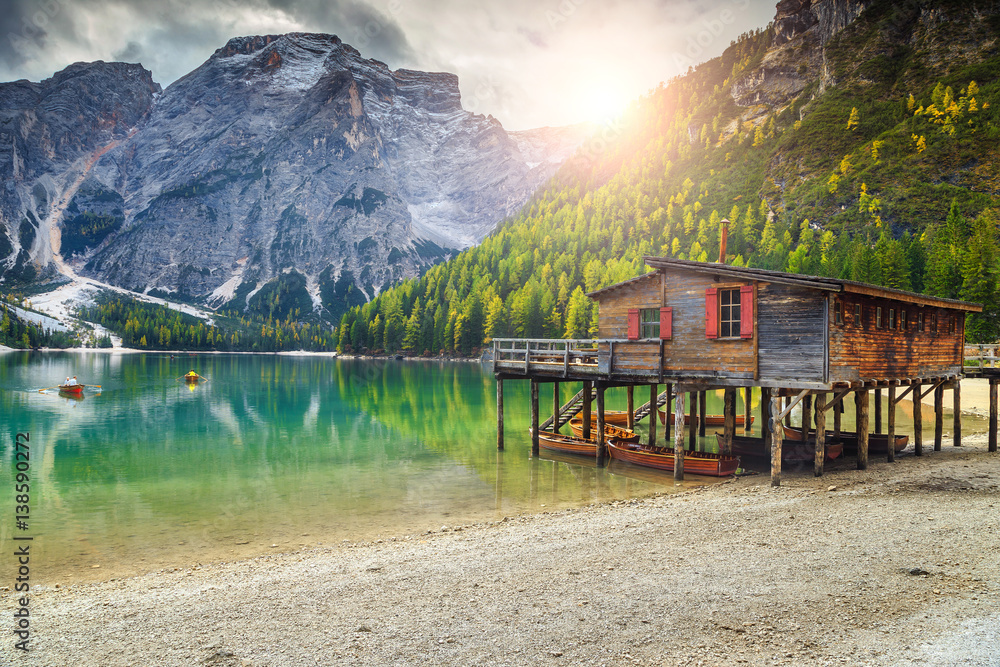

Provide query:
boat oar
left=37, top=386, right=60, bottom=393
left=82, top=384, right=102, bottom=389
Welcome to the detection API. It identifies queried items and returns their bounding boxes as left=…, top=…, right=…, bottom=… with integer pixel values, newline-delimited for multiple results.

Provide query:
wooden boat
left=607, top=438, right=740, bottom=477
left=718, top=433, right=843, bottom=463
left=782, top=425, right=907, bottom=454
left=568, top=419, right=640, bottom=443
left=536, top=430, right=597, bottom=457
left=657, top=409, right=754, bottom=427
left=584, top=411, right=631, bottom=426
left=58, top=384, right=84, bottom=395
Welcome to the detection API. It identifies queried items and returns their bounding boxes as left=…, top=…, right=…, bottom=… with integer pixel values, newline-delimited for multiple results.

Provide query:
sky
left=0, top=0, right=777, bottom=130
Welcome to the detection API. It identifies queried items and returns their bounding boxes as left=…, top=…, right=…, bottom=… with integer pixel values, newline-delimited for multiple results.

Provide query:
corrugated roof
left=586, top=256, right=982, bottom=312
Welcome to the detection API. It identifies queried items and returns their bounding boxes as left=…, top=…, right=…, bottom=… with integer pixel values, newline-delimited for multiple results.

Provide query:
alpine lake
left=0, top=351, right=987, bottom=586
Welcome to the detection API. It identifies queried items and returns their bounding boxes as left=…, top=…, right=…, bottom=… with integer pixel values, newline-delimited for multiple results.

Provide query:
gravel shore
left=4, top=432, right=998, bottom=666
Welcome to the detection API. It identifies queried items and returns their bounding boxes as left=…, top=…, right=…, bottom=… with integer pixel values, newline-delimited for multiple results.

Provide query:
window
left=931, top=315, right=937, bottom=333
left=854, top=304, right=863, bottom=329
left=901, top=310, right=908, bottom=330
left=917, top=312, right=924, bottom=332
left=640, top=308, right=659, bottom=339
left=888, top=309, right=895, bottom=330
left=719, top=288, right=741, bottom=338
left=834, top=300, right=844, bottom=326
left=876, top=307, right=883, bottom=329
left=949, top=316, right=956, bottom=334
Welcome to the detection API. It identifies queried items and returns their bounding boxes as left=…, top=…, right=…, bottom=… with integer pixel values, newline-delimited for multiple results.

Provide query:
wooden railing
left=493, top=338, right=605, bottom=376
left=964, top=344, right=1000, bottom=369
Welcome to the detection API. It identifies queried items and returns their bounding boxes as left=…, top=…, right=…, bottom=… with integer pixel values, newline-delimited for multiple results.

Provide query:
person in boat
left=64, top=377, right=71, bottom=385
left=68, top=376, right=78, bottom=386
left=185, top=371, right=200, bottom=380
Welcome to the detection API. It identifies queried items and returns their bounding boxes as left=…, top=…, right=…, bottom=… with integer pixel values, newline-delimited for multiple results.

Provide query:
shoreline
left=6, top=436, right=998, bottom=665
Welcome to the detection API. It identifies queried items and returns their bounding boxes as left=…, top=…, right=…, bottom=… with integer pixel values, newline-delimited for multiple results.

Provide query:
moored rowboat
left=607, top=439, right=740, bottom=477
left=58, top=384, right=84, bottom=395
left=568, top=419, right=640, bottom=443
left=782, top=425, right=907, bottom=454
left=657, top=410, right=754, bottom=427
left=536, top=430, right=597, bottom=457
left=716, top=433, right=843, bottom=462
left=584, top=411, right=631, bottom=426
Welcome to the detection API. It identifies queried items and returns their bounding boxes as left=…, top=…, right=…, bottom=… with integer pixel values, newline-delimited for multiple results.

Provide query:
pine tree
left=961, top=209, right=1000, bottom=342
left=847, top=107, right=860, bottom=131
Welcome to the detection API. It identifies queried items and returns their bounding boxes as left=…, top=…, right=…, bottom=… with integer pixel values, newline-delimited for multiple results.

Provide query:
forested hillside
left=338, top=0, right=1000, bottom=354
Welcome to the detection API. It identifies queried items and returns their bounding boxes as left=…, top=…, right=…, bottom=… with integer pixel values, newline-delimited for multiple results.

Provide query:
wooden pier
left=494, top=256, right=994, bottom=485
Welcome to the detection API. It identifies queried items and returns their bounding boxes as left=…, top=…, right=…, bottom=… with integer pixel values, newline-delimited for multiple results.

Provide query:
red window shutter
left=705, top=288, right=718, bottom=339
left=740, top=285, right=755, bottom=339
left=627, top=308, right=640, bottom=340
left=660, top=307, right=672, bottom=340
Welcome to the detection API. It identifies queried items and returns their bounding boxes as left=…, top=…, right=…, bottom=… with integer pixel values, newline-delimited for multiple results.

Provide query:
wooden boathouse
left=494, top=256, right=996, bottom=485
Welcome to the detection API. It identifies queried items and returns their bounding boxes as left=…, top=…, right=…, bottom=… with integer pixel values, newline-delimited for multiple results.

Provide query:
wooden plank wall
left=595, top=274, right=662, bottom=338
left=757, top=284, right=827, bottom=383
left=828, top=295, right=965, bottom=381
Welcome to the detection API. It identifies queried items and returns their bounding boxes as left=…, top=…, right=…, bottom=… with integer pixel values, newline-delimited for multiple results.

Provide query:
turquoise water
left=0, top=352, right=700, bottom=585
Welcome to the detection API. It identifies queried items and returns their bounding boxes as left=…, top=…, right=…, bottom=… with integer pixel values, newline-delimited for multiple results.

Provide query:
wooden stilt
left=496, top=378, right=504, bottom=451
left=688, top=392, right=698, bottom=450
left=814, top=393, right=826, bottom=477
left=552, top=381, right=561, bottom=434
left=744, top=386, right=753, bottom=432
left=582, top=380, right=592, bottom=440
left=664, top=383, right=673, bottom=443
left=990, top=379, right=998, bottom=453
left=648, top=384, right=658, bottom=447
left=699, top=391, right=707, bottom=437
left=874, top=389, right=882, bottom=434
left=722, top=388, right=735, bottom=456
left=953, top=381, right=962, bottom=447
left=857, top=389, right=869, bottom=470
left=761, top=387, right=772, bottom=452
left=626, top=385, right=634, bottom=430
left=887, top=385, right=896, bottom=463
left=770, top=395, right=783, bottom=487
left=596, top=384, right=606, bottom=467
left=674, top=392, right=686, bottom=481
left=530, top=380, right=539, bottom=458
left=934, top=384, right=943, bottom=452
left=802, top=395, right=813, bottom=444
left=913, top=382, right=923, bottom=457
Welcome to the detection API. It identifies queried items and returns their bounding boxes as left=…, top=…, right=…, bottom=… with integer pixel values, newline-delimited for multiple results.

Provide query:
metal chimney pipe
left=718, top=218, right=729, bottom=264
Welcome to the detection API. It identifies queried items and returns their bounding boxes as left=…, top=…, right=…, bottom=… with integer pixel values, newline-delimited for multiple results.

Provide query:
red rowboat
left=717, top=433, right=843, bottom=462
left=568, top=418, right=640, bottom=443
left=583, top=411, right=631, bottom=426
left=58, top=384, right=84, bottom=395
left=657, top=410, right=754, bottom=427
left=782, top=425, right=907, bottom=454
left=607, top=439, right=740, bottom=477
left=536, top=430, right=597, bottom=457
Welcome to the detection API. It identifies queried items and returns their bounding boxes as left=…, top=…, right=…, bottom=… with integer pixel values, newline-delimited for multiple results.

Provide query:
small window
left=854, top=304, right=863, bottom=329
left=949, top=316, right=956, bottom=334
left=834, top=300, right=844, bottom=326
left=917, top=312, right=924, bottom=332
left=640, top=308, right=660, bottom=339
left=888, top=309, right=895, bottom=330
left=876, top=306, right=883, bottom=329
left=931, top=315, right=937, bottom=333
left=719, top=288, right=741, bottom=338
left=901, top=310, right=907, bottom=330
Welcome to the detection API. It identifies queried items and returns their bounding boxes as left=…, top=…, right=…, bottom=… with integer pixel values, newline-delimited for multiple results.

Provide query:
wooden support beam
left=802, top=394, right=813, bottom=445
left=814, top=393, right=826, bottom=477
left=934, top=383, right=944, bottom=452
left=874, top=389, right=882, bottom=434
left=699, top=391, right=707, bottom=437
left=990, top=379, right=998, bottom=453
left=648, top=384, right=658, bottom=447
left=761, top=387, right=772, bottom=452
left=596, top=384, right=607, bottom=466
left=689, top=391, right=698, bottom=451
left=744, top=386, right=753, bottom=432
left=722, top=388, right=735, bottom=456
left=626, top=385, right=634, bottom=430
left=776, top=389, right=811, bottom=423
left=664, top=383, right=673, bottom=444
left=674, top=392, right=686, bottom=481
left=887, top=385, right=896, bottom=464
left=820, top=388, right=852, bottom=414
left=770, top=395, right=783, bottom=487
left=857, top=389, right=869, bottom=470
left=892, top=385, right=915, bottom=406
left=833, top=391, right=842, bottom=441
left=552, top=381, right=561, bottom=434
left=582, top=380, right=592, bottom=440
left=530, top=380, right=539, bottom=457
left=953, top=381, right=962, bottom=447
left=913, top=382, right=923, bottom=457
left=496, top=378, right=504, bottom=451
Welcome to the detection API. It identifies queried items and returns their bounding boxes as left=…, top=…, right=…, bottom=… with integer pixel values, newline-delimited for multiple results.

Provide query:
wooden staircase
left=632, top=390, right=670, bottom=423
left=540, top=387, right=596, bottom=431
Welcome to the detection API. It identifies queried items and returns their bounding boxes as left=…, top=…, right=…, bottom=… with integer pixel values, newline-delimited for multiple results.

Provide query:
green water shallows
left=0, top=352, right=701, bottom=585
